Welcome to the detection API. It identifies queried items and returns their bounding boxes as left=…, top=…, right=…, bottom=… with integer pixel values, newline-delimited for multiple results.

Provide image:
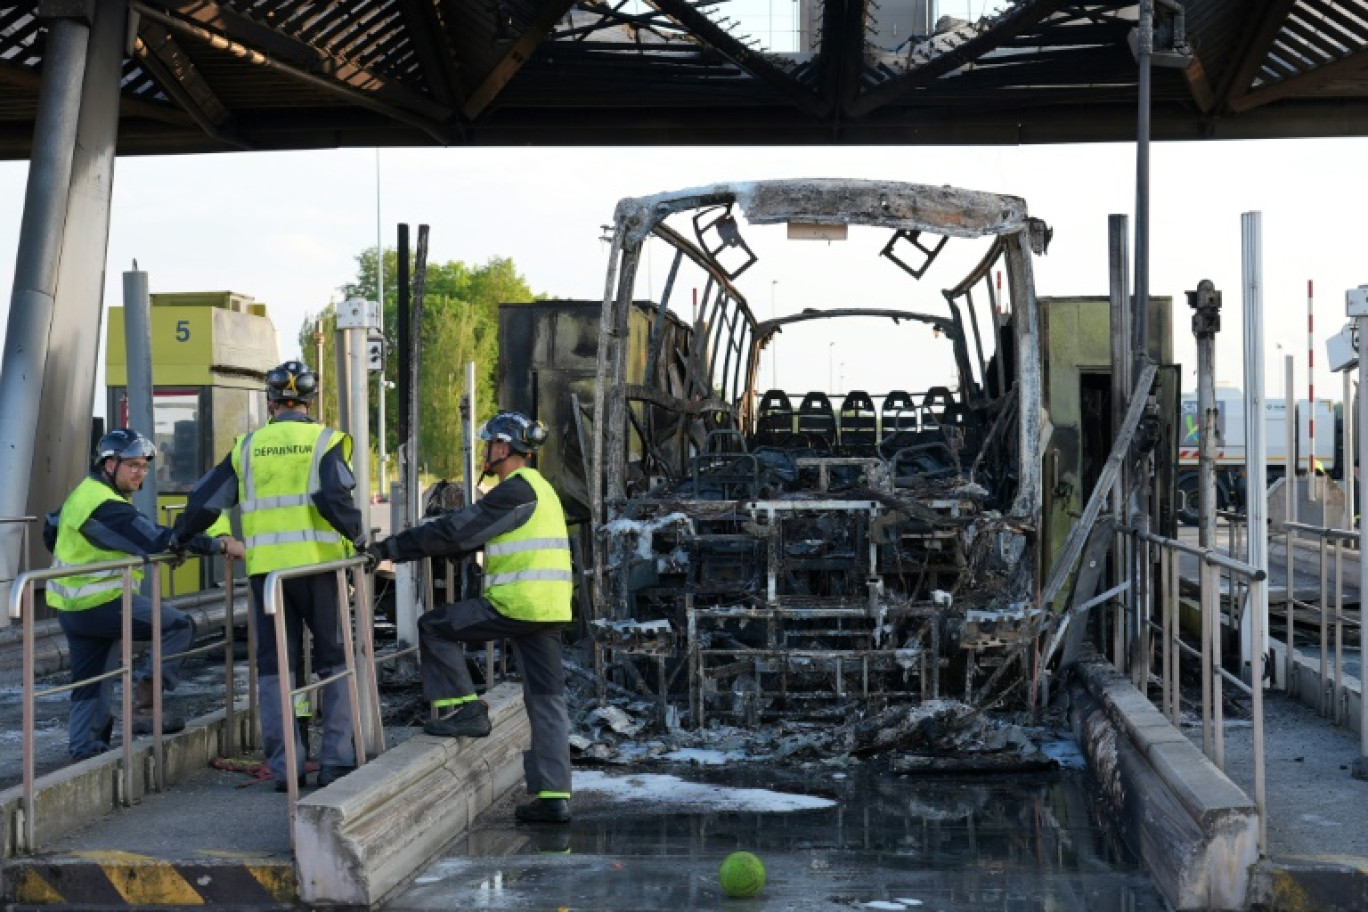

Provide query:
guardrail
left=1283, top=521, right=1363, bottom=728
left=262, top=556, right=379, bottom=842
left=7, top=550, right=243, bottom=852
left=1129, top=525, right=1268, bottom=852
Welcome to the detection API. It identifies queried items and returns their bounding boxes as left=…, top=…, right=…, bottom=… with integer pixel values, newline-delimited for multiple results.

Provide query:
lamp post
left=828, top=341, right=835, bottom=394
left=770, top=280, right=779, bottom=389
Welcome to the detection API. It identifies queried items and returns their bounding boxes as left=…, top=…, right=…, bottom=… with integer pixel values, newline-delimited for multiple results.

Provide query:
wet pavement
left=385, top=763, right=1168, bottom=912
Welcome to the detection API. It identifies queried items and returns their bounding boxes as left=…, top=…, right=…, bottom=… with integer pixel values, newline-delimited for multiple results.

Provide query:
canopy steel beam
left=462, top=0, right=577, bottom=121
left=647, top=0, right=829, bottom=118
left=138, top=0, right=451, bottom=123
left=133, top=21, right=249, bottom=149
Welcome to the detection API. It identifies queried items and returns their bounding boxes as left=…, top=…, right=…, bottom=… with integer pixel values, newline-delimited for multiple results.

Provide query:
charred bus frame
left=585, top=179, right=1054, bottom=726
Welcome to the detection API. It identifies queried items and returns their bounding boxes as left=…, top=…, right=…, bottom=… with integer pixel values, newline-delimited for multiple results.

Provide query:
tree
left=299, top=248, right=538, bottom=484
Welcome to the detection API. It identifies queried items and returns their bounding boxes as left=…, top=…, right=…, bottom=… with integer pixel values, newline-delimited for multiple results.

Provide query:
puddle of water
left=387, top=763, right=1168, bottom=911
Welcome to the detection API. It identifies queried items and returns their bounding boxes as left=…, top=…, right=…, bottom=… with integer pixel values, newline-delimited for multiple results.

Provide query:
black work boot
left=515, top=797, right=571, bottom=824
left=422, top=700, right=491, bottom=738
left=132, top=678, right=185, bottom=735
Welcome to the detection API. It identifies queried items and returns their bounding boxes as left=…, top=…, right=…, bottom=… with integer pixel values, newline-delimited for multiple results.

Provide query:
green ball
left=718, top=851, right=766, bottom=898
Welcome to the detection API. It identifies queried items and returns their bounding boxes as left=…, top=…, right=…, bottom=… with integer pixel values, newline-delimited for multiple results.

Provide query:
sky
left=3, top=137, right=1367, bottom=421
left=2, top=0, right=1366, bottom=416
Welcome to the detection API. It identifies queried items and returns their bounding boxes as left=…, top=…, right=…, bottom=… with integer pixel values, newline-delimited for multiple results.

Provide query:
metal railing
left=7, top=550, right=243, bottom=852
left=263, top=556, right=379, bottom=843
left=1129, top=525, right=1268, bottom=852
left=1283, top=521, right=1363, bottom=728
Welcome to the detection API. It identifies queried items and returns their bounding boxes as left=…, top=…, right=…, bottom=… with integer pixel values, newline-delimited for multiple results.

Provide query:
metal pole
left=1285, top=356, right=1297, bottom=691
left=339, top=298, right=372, bottom=535
left=0, top=9, right=91, bottom=608
left=1109, top=215, right=1132, bottom=670
left=123, top=263, right=157, bottom=528
left=1242, top=212, right=1269, bottom=672
left=1308, top=280, right=1318, bottom=502
left=1351, top=294, right=1368, bottom=757
left=1133, top=0, right=1153, bottom=388
left=1343, top=368, right=1355, bottom=531
left=465, top=362, right=478, bottom=502
left=1188, top=280, right=1221, bottom=550
left=375, top=151, right=387, bottom=494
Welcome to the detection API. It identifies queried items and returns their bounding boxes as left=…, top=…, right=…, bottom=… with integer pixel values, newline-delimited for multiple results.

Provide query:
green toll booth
left=1040, top=295, right=1180, bottom=609
left=105, top=291, right=279, bottom=595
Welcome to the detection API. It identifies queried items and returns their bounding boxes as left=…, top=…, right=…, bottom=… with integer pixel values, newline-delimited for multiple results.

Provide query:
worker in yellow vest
left=174, top=361, right=364, bottom=792
left=45, top=428, right=245, bottom=761
left=366, top=411, right=574, bottom=824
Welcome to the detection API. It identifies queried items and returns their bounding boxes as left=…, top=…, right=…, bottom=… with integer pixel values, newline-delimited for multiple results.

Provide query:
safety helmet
left=480, top=411, right=548, bottom=454
left=93, top=428, right=156, bottom=468
left=265, top=360, right=318, bottom=404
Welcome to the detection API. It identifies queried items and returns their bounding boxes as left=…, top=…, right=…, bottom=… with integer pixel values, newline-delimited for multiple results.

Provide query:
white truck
left=1177, top=387, right=1338, bottom=525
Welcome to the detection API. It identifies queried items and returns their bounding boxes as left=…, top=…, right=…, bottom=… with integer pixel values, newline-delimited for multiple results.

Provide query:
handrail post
left=223, top=556, right=238, bottom=756
left=149, top=559, right=165, bottom=793
left=1201, top=557, right=1215, bottom=760
left=1168, top=537, right=1181, bottom=723
left=339, top=566, right=368, bottom=781
left=1285, top=524, right=1296, bottom=692
left=1319, top=535, right=1329, bottom=716
left=1210, top=555, right=1225, bottom=771
left=20, top=577, right=35, bottom=851
left=1333, top=537, right=1345, bottom=724
left=120, top=569, right=135, bottom=806
left=1250, top=569, right=1268, bottom=855
left=247, top=575, right=259, bottom=750
left=267, top=571, right=299, bottom=837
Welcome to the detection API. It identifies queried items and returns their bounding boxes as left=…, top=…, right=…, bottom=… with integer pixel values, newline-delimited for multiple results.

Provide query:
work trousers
left=419, top=597, right=571, bottom=796
left=250, top=572, right=356, bottom=782
left=57, top=594, right=195, bottom=761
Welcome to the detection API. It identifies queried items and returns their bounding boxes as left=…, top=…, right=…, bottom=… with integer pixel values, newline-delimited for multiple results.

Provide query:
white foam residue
left=574, top=770, right=835, bottom=812
left=661, top=748, right=746, bottom=765
left=893, top=899, right=924, bottom=906
left=862, top=902, right=908, bottom=910
left=1041, top=738, right=1087, bottom=770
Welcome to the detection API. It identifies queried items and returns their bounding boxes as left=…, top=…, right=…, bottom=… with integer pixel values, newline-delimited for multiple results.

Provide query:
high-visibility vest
left=48, top=477, right=142, bottom=611
left=483, top=468, right=572, bottom=622
left=232, top=421, right=353, bottom=576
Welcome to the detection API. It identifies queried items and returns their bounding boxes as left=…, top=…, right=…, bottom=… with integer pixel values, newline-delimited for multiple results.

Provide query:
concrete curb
left=1069, top=654, right=1259, bottom=911
left=4, top=851, right=296, bottom=908
left=1248, top=855, right=1368, bottom=912
left=1, top=706, right=256, bottom=858
left=294, top=682, right=529, bottom=907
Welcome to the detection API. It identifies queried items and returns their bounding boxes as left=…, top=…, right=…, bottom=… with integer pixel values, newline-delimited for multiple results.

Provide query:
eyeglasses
left=123, top=461, right=151, bottom=475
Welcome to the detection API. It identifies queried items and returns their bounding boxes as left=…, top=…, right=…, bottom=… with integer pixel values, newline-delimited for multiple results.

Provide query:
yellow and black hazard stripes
left=4, top=850, right=296, bottom=907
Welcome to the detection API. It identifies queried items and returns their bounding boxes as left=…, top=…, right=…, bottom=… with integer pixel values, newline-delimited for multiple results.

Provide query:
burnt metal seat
left=796, top=391, right=838, bottom=453
left=838, top=390, right=878, bottom=454
left=921, top=386, right=956, bottom=427
left=754, top=389, right=796, bottom=448
left=880, top=390, right=919, bottom=455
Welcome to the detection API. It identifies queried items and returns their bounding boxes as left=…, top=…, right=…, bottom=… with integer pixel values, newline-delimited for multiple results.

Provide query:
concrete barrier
left=1271, top=640, right=1364, bottom=738
left=1069, top=654, right=1259, bottom=911
left=294, top=681, right=529, bottom=907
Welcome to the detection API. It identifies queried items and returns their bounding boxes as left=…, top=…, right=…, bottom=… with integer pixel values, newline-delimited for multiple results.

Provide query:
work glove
left=356, top=537, right=391, bottom=573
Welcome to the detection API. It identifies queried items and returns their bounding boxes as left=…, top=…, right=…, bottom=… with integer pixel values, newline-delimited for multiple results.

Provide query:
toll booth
left=105, top=291, right=279, bottom=594
left=1040, top=295, right=1180, bottom=569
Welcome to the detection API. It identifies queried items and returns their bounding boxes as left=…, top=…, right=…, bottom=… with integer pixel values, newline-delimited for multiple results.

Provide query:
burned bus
left=505, top=179, right=1057, bottom=728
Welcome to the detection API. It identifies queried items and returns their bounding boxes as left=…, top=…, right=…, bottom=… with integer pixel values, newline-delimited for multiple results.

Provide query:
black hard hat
left=480, top=411, right=548, bottom=454
left=93, top=428, right=155, bottom=468
left=266, top=360, right=318, bottom=404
